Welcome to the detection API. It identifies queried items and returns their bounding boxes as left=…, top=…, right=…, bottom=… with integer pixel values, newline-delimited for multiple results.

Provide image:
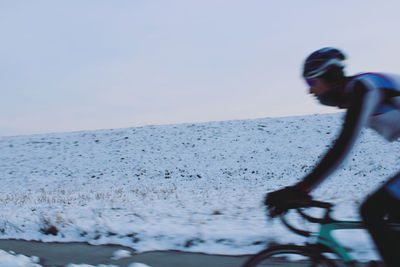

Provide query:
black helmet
left=302, top=47, right=346, bottom=79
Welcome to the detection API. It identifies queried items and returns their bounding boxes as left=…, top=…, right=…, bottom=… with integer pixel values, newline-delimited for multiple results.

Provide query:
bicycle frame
left=315, top=219, right=400, bottom=265
left=273, top=200, right=400, bottom=266
left=316, top=220, right=364, bottom=264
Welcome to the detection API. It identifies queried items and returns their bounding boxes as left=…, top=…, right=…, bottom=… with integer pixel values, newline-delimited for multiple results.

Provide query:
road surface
left=0, top=239, right=381, bottom=267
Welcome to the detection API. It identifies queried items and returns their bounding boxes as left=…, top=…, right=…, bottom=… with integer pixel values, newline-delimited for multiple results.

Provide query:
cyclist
left=264, top=47, right=400, bottom=267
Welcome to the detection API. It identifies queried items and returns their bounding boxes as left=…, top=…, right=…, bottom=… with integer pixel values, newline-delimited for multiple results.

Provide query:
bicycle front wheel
left=242, top=244, right=338, bottom=267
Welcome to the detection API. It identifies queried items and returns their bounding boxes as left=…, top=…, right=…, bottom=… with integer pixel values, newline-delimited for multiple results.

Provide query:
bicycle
left=242, top=200, right=399, bottom=267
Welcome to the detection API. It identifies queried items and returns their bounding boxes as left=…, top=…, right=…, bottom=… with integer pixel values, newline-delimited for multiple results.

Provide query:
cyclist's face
left=308, top=78, right=331, bottom=98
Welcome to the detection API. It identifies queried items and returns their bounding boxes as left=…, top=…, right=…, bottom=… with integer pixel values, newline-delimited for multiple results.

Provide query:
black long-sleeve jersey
left=299, top=73, right=400, bottom=192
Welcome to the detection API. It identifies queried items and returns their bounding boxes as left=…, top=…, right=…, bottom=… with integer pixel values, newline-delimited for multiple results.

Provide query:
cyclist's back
left=349, top=72, right=400, bottom=141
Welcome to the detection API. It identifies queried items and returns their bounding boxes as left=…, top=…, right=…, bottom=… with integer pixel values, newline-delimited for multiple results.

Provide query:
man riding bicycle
left=265, top=47, right=400, bottom=267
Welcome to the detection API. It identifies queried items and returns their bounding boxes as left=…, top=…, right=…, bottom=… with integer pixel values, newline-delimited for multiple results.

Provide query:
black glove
left=264, top=185, right=311, bottom=217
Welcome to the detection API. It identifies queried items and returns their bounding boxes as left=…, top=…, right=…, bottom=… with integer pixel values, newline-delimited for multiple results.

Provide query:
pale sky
left=1, top=0, right=400, bottom=136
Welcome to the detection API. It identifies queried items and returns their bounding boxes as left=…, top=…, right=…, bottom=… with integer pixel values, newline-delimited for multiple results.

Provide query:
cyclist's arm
left=297, top=80, right=383, bottom=193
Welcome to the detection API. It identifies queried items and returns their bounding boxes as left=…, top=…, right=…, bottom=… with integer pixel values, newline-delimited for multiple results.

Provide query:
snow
left=0, top=250, right=40, bottom=267
left=111, top=249, right=132, bottom=260
left=66, top=264, right=118, bottom=267
left=0, top=113, right=399, bottom=265
left=126, top=264, right=152, bottom=267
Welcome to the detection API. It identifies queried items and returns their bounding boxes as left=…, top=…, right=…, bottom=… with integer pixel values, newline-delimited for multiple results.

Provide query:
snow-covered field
left=1, top=113, right=399, bottom=265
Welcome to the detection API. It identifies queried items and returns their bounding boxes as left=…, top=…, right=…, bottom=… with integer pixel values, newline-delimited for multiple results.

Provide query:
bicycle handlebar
left=278, top=200, right=335, bottom=237
left=301, top=200, right=333, bottom=209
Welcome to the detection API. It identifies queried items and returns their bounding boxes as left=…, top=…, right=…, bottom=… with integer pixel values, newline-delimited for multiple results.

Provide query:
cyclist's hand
left=264, top=185, right=311, bottom=217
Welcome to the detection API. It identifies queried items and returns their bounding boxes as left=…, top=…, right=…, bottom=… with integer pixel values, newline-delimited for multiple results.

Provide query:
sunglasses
left=305, top=79, right=316, bottom=87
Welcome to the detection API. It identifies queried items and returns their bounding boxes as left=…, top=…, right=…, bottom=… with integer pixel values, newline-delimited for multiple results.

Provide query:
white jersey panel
left=350, top=73, right=400, bottom=141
